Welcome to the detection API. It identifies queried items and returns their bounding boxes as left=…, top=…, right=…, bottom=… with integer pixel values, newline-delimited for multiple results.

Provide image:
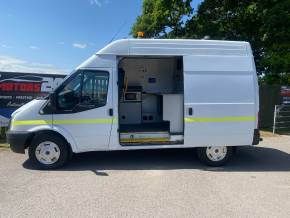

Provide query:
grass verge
left=260, top=130, right=280, bottom=137
left=0, top=143, right=9, bottom=148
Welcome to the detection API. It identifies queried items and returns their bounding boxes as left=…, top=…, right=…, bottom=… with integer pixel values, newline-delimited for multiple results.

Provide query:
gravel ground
left=0, top=135, right=290, bottom=218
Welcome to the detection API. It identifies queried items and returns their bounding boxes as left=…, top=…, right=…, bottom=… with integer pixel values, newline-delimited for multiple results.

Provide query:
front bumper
left=6, top=131, right=31, bottom=154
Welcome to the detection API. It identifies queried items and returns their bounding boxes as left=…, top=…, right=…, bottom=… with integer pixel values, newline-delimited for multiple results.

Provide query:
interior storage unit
left=118, top=57, right=184, bottom=145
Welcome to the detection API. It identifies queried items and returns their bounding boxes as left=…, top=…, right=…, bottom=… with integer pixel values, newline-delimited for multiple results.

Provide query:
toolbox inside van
left=118, top=56, right=184, bottom=145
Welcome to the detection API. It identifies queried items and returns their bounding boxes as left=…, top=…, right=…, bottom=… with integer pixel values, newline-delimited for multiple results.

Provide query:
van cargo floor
left=119, top=122, right=170, bottom=133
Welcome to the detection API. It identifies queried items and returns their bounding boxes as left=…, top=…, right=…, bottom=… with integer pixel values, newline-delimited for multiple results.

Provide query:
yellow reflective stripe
left=53, top=119, right=113, bottom=125
left=13, top=116, right=255, bottom=126
left=12, top=120, right=52, bottom=126
left=12, top=118, right=115, bottom=126
left=112, top=117, right=117, bottom=124
left=184, top=116, right=256, bottom=123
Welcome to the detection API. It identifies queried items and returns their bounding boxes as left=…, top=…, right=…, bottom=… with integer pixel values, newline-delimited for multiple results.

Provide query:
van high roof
left=97, top=39, right=252, bottom=57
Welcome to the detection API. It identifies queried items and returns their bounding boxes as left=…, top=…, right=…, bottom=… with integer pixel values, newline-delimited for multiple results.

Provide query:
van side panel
left=183, top=55, right=257, bottom=147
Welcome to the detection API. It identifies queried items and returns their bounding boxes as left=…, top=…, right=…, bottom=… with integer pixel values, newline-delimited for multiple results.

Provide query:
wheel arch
left=26, top=126, right=77, bottom=154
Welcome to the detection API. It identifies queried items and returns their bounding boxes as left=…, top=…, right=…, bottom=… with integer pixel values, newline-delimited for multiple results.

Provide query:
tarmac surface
left=1, top=135, right=290, bottom=218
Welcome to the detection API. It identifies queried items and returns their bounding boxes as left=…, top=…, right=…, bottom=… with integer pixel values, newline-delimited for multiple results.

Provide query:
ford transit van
left=7, top=39, right=260, bottom=169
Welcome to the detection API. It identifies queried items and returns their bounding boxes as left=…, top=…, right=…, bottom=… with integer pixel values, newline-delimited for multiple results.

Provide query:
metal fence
left=273, top=105, right=290, bottom=134
left=259, top=85, right=282, bottom=129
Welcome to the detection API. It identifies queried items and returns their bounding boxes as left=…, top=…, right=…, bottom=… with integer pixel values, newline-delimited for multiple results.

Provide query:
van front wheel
left=28, top=132, right=69, bottom=170
left=197, top=146, right=233, bottom=167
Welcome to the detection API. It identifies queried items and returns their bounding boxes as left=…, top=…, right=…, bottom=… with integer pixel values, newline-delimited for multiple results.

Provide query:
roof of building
left=97, top=39, right=251, bottom=56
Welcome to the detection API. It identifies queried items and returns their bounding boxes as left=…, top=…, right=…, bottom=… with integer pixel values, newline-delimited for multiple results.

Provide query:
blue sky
left=0, top=0, right=202, bottom=74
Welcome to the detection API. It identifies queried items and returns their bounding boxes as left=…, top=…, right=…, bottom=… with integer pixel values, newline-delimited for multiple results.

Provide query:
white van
left=7, top=39, right=260, bottom=169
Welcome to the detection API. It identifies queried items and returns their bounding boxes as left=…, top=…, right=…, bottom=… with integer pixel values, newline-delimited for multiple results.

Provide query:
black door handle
left=109, top=108, right=113, bottom=116
left=188, top=107, right=193, bottom=116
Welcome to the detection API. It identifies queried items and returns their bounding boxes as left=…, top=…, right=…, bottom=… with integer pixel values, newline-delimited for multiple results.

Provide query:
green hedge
left=0, top=127, right=8, bottom=143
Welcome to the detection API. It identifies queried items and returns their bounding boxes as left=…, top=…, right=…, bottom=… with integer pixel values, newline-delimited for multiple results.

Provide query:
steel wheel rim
left=206, top=146, right=227, bottom=162
left=35, top=141, right=60, bottom=165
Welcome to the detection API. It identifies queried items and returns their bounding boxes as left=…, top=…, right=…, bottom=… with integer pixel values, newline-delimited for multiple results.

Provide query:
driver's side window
left=57, top=70, right=109, bottom=111
left=57, top=72, right=82, bottom=110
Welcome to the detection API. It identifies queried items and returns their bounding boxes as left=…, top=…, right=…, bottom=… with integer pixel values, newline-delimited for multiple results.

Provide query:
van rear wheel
left=28, top=132, right=69, bottom=170
left=197, top=146, right=233, bottom=167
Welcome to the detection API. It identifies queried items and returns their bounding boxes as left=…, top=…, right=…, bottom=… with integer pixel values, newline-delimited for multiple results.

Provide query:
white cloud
left=0, top=55, right=69, bottom=75
left=0, top=43, right=12, bottom=48
left=89, top=0, right=102, bottom=7
left=29, top=45, right=39, bottom=50
left=72, top=43, right=87, bottom=49
left=88, top=0, right=109, bottom=7
left=58, top=42, right=65, bottom=45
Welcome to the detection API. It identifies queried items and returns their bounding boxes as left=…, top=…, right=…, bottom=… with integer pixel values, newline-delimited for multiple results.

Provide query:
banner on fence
left=0, top=71, right=66, bottom=127
left=281, top=86, right=290, bottom=105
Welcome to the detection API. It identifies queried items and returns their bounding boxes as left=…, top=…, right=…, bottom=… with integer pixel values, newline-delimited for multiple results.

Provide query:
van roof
left=97, top=39, right=251, bottom=56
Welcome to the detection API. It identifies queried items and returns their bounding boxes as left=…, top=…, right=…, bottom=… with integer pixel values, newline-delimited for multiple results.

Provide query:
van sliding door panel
left=183, top=56, right=256, bottom=147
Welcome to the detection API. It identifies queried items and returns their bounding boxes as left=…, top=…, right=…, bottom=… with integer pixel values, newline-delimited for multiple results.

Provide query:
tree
left=260, top=0, right=290, bottom=84
left=184, top=0, right=290, bottom=84
left=130, top=0, right=192, bottom=38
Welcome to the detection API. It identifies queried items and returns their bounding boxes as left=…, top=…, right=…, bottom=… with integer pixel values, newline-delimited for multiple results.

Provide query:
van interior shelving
left=118, top=56, right=184, bottom=145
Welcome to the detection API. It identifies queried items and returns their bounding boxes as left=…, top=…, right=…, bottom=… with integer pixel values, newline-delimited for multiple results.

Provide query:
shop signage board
left=0, top=72, right=66, bottom=126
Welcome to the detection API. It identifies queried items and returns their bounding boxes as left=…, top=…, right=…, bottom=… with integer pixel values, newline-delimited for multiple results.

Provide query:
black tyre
left=197, top=146, right=233, bottom=167
left=28, top=132, right=69, bottom=170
